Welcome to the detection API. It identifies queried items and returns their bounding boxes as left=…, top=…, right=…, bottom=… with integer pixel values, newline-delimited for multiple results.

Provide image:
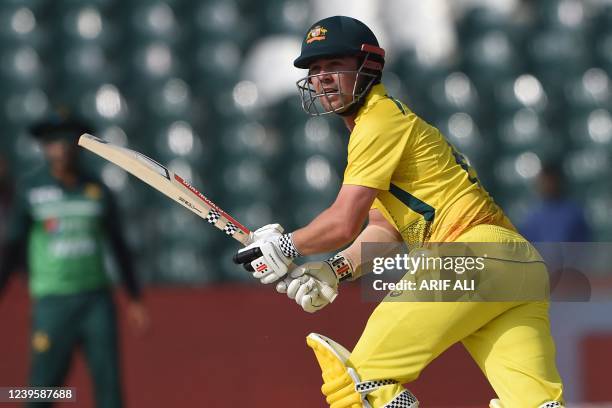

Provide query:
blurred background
left=0, top=0, right=611, bottom=407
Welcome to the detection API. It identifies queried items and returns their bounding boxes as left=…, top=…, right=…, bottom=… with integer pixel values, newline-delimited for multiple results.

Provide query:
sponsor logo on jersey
left=84, top=183, right=102, bottom=200
left=50, top=238, right=96, bottom=257
left=306, top=26, right=327, bottom=43
left=44, top=217, right=60, bottom=233
left=28, top=186, right=63, bottom=205
left=33, top=200, right=103, bottom=220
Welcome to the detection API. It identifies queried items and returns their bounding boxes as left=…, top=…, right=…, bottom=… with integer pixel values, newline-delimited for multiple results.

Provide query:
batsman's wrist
left=278, top=233, right=302, bottom=259
left=326, top=253, right=354, bottom=282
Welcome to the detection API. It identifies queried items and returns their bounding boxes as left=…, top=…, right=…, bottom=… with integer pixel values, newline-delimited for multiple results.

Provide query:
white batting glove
left=234, top=231, right=302, bottom=284
left=250, top=237, right=294, bottom=283
left=276, top=254, right=353, bottom=313
left=288, top=276, right=330, bottom=313
left=248, top=223, right=284, bottom=245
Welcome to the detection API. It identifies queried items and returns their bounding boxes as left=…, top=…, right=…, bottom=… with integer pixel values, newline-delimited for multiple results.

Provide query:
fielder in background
left=234, top=16, right=564, bottom=408
left=520, top=161, right=591, bottom=243
left=0, top=111, right=149, bottom=408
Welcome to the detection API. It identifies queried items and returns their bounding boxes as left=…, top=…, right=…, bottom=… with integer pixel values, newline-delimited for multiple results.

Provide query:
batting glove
left=247, top=223, right=284, bottom=245
left=234, top=229, right=302, bottom=284
left=276, top=254, right=353, bottom=313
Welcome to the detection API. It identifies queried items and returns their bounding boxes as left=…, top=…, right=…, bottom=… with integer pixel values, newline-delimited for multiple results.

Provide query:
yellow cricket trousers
left=346, top=224, right=564, bottom=407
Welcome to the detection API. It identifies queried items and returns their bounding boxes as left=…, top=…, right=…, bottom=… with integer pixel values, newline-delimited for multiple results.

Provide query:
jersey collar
left=355, top=83, right=387, bottom=124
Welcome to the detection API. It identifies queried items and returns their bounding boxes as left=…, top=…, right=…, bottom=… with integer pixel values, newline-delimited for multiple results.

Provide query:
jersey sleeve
left=343, top=113, right=411, bottom=191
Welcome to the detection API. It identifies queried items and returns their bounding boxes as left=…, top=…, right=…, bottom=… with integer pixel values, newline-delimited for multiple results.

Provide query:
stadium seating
left=3, top=0, right=611, bottom=283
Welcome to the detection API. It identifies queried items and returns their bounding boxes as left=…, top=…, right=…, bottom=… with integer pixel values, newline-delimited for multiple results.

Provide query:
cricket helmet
left=294, top=16, right=385, bottom=116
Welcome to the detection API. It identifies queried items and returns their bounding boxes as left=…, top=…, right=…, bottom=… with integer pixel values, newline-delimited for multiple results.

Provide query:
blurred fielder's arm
left=0, top=241, right=28, bottom=297
left=104, top=191, right=140, bottom=299
left=0, top=188, right=31, bottom=297
left=103, top=189, right=148, bottom=331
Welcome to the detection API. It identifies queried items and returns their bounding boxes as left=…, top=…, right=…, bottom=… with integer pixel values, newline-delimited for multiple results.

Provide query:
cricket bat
left=79, top=133, right=253, bottom=245
left=78, top=133, right=337, bottom=302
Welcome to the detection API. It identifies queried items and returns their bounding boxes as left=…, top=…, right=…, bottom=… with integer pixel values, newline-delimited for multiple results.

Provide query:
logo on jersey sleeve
left=306, top=26, right=327, bottom=43
left=32, top=331, right=51, bottom=353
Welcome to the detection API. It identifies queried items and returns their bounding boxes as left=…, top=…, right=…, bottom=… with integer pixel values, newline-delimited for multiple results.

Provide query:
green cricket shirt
left=7, top=165, right=119, bottom=297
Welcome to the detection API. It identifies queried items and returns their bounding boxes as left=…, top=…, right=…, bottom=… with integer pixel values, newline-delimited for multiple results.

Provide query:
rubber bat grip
left=233, top=247, right=263, bottom=264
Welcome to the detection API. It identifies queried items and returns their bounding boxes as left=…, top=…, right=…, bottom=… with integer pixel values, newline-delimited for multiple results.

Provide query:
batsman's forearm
left=341, top=224, right=403, bottom=280
left=292, top=208, right=363, bottom=255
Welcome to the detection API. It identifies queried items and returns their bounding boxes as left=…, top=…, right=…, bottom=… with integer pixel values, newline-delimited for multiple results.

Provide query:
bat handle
left=233, top=247, right=263, bottom=264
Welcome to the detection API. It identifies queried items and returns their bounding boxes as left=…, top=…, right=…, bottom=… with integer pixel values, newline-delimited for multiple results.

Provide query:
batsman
left=234, top=16, right=564, bottom=408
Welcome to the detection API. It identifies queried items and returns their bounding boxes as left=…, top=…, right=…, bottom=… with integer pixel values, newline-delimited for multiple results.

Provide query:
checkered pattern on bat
left=206, top=208, right=221, bottom=225
left=224, top=222, right=238, bottom=236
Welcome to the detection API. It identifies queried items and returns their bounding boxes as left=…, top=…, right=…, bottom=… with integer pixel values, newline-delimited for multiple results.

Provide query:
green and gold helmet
left=294, top=16, right=385, bottom=116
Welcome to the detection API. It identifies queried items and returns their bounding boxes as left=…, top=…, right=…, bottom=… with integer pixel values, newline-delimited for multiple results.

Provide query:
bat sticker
left=134, top=152, right=171, bottom=180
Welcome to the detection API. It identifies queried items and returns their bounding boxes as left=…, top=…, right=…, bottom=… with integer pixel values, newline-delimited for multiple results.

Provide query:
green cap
left=294, top=16, right=385, bottom=69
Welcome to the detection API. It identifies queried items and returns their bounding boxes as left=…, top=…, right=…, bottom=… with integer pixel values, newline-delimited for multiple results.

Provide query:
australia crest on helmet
left=306, top=25, right=327, bottom=43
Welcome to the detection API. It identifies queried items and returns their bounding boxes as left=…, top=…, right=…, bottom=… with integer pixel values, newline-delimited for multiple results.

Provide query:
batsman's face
left=308, top=56, right=359, bottom=112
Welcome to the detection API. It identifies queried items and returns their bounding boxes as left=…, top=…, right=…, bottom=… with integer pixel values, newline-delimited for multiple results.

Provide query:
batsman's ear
left=233, top=247, right=263, bottom=265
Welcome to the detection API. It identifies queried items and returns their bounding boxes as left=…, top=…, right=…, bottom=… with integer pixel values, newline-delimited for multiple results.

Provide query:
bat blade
left=78, top=133, right=337, bottom=302
left=78, top=133, right=252, bottom=245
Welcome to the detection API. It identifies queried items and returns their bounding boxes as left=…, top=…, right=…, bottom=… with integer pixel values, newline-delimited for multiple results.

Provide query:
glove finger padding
left=287, top=275, right=310, bottom=299
left=261, top=273, right=283, bottom=285
left=300, top=290, right=329, bottom=313
left=295, top=277, right=317, bottom=302
left=275, top=275, right=294, bottom=294
left=289, top=279, right=333, bottom=313
left=289, top=264, right=308, bottom=279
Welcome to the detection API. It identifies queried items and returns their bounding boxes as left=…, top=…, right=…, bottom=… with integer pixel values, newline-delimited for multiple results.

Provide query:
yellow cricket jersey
left=344, top=83, right=516, bottom=243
